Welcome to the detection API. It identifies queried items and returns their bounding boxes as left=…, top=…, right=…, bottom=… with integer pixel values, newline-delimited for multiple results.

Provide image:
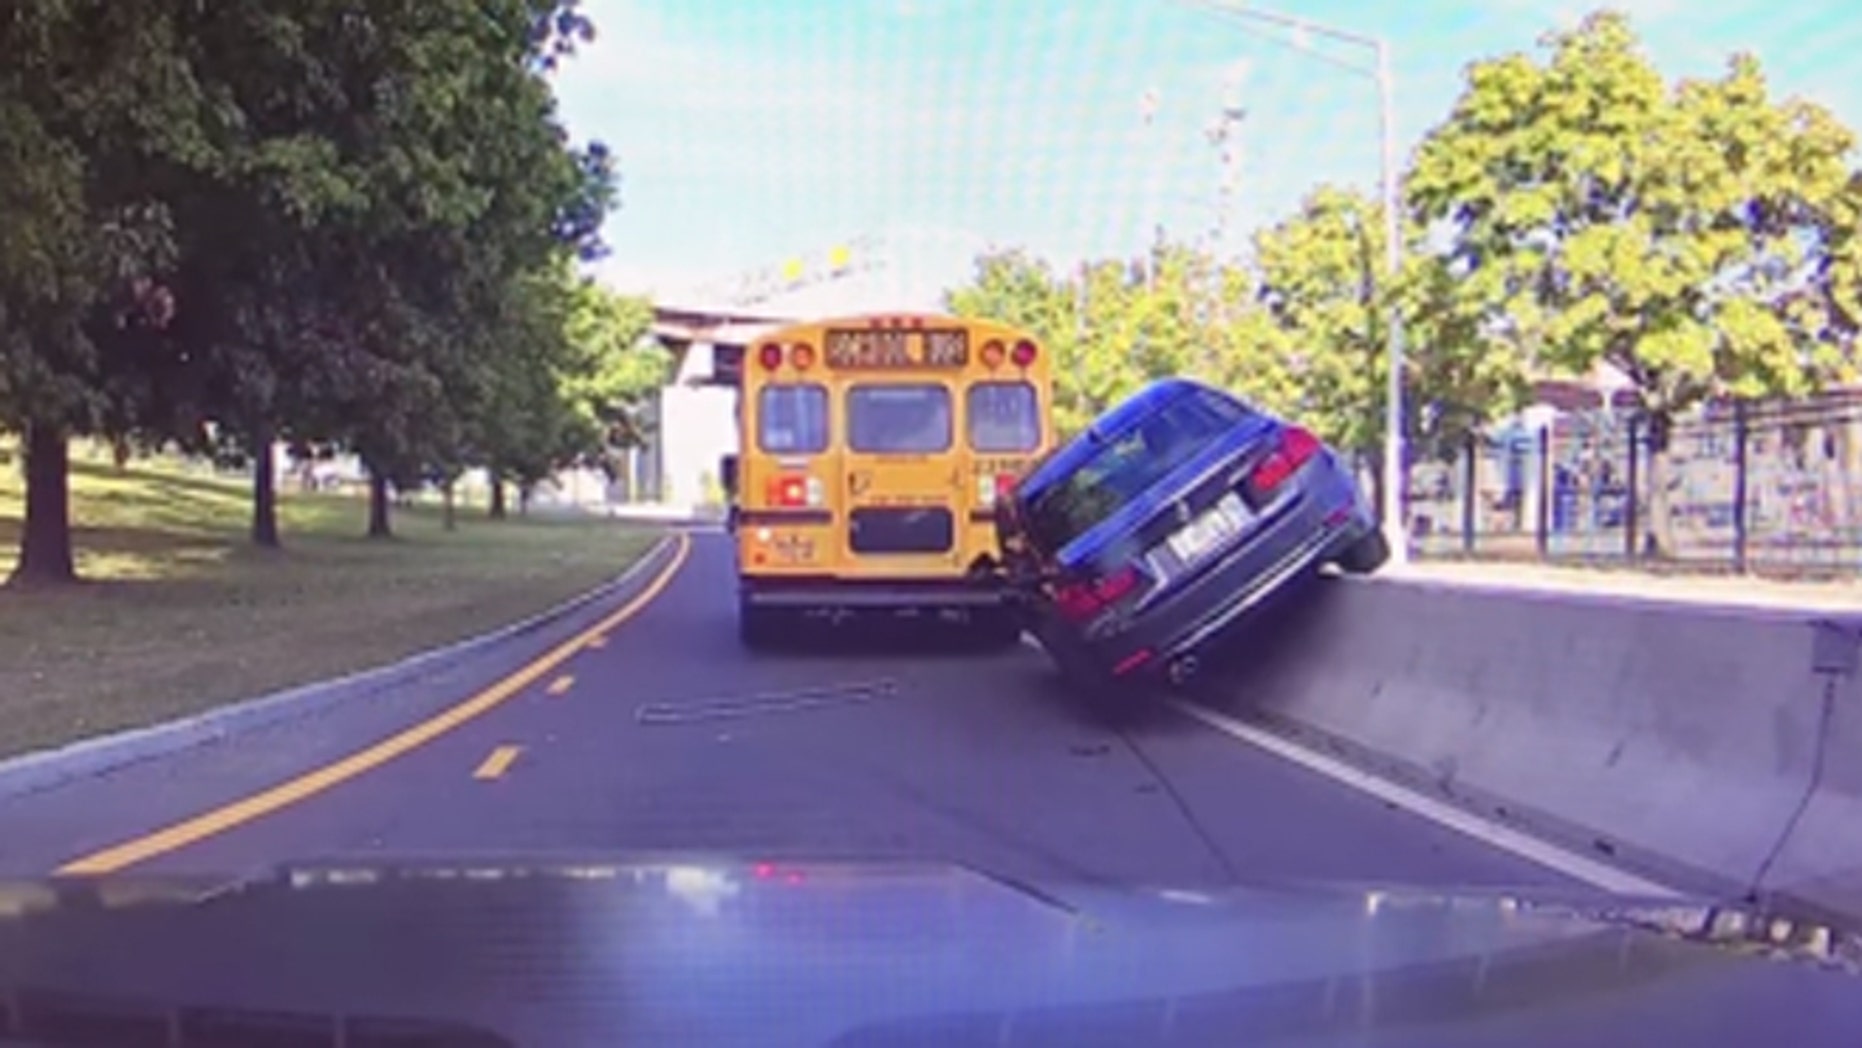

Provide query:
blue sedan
left=994, top=377, right=1388, bottom=691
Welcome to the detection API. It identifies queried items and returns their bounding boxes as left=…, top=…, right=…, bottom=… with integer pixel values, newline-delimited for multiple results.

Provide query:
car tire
left=1336, top=527, right=1391, bottom=575
left=738, top=601, right=782, bottom=650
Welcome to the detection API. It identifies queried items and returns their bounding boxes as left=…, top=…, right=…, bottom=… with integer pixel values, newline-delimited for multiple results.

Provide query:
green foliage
left=1252, top=186, right=1392, bottom=453
left=559, top=274, right=666, bottom=454
left=1408, top=10, right=1862, bottom=425
left=949, top=7, right=1861, bottom=509
left=948, top=245, right=1272, bottom=437
left=2, top=0, right=631, bottom=573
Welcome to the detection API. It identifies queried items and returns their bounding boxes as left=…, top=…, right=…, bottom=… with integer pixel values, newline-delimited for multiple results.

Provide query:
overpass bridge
left=639, top=228, right=990, bottom=507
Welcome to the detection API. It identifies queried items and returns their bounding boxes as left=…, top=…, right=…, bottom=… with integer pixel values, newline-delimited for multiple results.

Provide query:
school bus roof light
left=980, top=340, right=1006, bottom=369
left=757, top=343, right=784, bottom=371
left=1011, top=339, right=1039, bottom=367
left=790, top=342, right=816, bottom=370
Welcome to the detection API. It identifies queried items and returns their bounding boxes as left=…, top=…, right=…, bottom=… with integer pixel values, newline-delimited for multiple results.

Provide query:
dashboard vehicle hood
left=0, top=858, right=1857, bottom=1047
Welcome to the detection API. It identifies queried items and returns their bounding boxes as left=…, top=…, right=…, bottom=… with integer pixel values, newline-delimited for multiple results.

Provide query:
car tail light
left=790, top=342, right=815, bottom=370
left=1249, top=425, right=1322, bottom=498
left=757, top=343, right=783, bottom=370
left=766, top=473, right=823, bottom=508
left=1011, top=339, right=1038, bottom=367
left=981, top=339, right=1006, bottom=368
left=1053, top=563, right=1144, bottom=623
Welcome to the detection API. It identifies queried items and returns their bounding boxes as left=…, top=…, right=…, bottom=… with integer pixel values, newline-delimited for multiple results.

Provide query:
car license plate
left=1166, top=493, right=1250, bottom=564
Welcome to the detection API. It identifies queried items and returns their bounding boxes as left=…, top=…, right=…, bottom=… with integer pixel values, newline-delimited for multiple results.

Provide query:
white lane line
left=1018, top=634, right=1677, bottom=896
left=1166, top=700, right=1678, bottom=896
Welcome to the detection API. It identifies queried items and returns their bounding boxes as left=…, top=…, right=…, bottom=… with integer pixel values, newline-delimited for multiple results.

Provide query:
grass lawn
left=0, top=442, right=661, bottom=760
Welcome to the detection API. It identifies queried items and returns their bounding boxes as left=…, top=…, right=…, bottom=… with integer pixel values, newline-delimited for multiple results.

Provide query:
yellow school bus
left=724, top=311, right=1056, bottom=648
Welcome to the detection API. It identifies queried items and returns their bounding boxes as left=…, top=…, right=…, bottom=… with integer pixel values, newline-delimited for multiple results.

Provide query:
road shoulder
left=0, top=532, right=684, bottom=807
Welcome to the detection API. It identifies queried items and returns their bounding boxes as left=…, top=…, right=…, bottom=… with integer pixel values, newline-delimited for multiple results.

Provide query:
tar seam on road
left=546, top=675, right=576, bottom=697
left=473, top=746, right=523, bottom=780
left=586, top=635, right=608, bottom=649
left=51, top=531, right=694, bottom=877
left=1111, top=724, right=1244, bottom=886
left=634, top=679, right=901, bottom=726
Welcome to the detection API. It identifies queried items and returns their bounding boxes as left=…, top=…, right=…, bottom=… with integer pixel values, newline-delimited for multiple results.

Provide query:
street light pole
left=1374, top=38, right=1408, bottom=565
left=1174, top=0, right=1409, bottom=564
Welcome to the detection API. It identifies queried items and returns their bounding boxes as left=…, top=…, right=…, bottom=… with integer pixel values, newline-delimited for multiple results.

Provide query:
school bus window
left=757, top=384, right=829, bottom=454
left=967, top=381, right=1041, bottom=453
left=847, top=384, right=951, bottom=454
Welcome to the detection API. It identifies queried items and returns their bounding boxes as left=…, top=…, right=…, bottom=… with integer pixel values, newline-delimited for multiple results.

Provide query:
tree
left=1, top=0, right=213, bottom=585
left=947, top=247, right=1189, bottom=436
left=1407, top=10, right=1862, bottom=555
left=1252, top=186, right=1395, bottom=462
left=269, top=0, right=613, bottom=539
left=558, top=274, right=665, bottom=489
left=946, top=250, right=1089, bottom=428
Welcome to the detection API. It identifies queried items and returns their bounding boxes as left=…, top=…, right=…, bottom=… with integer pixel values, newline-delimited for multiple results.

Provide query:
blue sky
left=547, top=0, right=1860, bottom=299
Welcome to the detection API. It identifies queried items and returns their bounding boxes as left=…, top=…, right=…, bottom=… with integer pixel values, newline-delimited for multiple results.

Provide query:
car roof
left=1016, top=376, right=1209, bottom=503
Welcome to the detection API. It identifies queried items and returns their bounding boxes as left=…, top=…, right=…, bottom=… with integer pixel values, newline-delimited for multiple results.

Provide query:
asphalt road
left=0, top=528, right=1571, bottom=896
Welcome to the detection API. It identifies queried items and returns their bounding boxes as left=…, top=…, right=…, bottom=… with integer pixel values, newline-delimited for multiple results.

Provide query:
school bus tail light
left=767, top=473, right=824, bottom=509
left=975, top=472, right=1018, bottom=507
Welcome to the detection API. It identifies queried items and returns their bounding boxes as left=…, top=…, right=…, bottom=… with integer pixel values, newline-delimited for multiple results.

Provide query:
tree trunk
left=1643, top=444, right=1676, bottom=559
left=10, top=423, right=77, bottom=586
left=367, top=467, right=393, bottom=539
left=111, top=436, right=131, bottom=473
left=518, top=483, right=532, bottom=517
left=488, top=468, right=507, bottom=519
left=251, top=423, right=280, bottom=548
left=442, top=479, right=457, bottom=531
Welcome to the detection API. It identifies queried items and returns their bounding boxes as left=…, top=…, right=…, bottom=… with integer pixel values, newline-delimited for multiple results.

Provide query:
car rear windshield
left=967, top=381, right=1041, bottom=452
left=757, top=384, right=829, bottom=454
left=847, top=384, right=952, bottom=454
left=1024, top=388, right=1252, bottom=553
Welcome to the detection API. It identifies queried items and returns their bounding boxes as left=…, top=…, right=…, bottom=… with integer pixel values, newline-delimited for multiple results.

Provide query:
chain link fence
left=1407, top=395, right=1862, bottom=576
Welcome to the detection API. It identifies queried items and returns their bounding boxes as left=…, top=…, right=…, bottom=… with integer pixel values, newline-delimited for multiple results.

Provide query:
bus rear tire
left=738, top=601, right=782, bottom=650
left=968, top=609, right=1026, bottom=651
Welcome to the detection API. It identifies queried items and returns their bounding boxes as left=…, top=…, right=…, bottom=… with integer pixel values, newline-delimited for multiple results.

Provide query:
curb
left=0, top=532, right=684, bottom=804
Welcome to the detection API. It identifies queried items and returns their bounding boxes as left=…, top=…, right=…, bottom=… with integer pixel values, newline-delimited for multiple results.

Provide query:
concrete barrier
left=1750, top=619, right=1862, bottom=923
left=1190, top=574, right=1861, bottom=924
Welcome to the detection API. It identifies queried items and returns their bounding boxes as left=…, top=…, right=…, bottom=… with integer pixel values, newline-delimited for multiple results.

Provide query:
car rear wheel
left=1336, top=527, right=1391, bottom=575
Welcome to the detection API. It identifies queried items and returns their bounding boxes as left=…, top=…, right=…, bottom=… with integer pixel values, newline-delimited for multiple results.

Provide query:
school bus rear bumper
left=739, top=576, right=1010, bottom=610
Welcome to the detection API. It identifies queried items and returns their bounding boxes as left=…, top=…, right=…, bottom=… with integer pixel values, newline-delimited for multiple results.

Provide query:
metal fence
left=1406, top=397, right=1862, bottom=576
